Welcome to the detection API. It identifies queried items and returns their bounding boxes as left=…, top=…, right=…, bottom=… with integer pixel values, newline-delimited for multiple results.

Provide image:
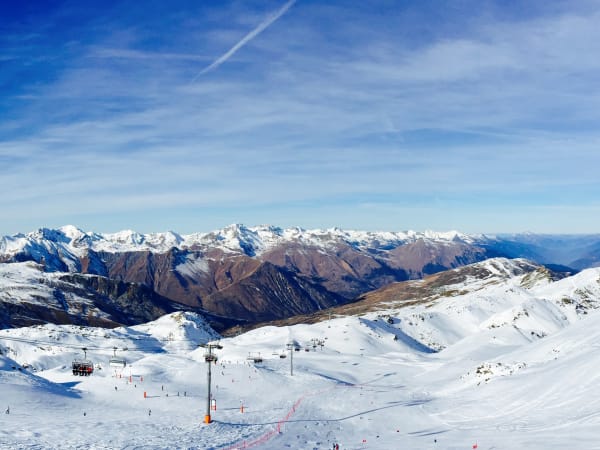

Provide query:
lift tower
left=201, top=342, right=222, bottom=424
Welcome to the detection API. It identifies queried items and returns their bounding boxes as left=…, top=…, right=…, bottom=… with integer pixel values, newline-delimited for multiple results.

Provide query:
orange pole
left=204, top=414, right=211, bottom=424
left=144, top=391, right=147, bottom=399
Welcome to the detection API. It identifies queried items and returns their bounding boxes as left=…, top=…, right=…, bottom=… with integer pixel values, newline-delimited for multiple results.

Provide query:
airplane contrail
left=192, top=0, right=296, bottom=80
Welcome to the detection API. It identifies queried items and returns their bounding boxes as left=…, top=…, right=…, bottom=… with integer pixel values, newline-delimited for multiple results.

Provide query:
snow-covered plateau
left=2, top=258, right=600, bottom=449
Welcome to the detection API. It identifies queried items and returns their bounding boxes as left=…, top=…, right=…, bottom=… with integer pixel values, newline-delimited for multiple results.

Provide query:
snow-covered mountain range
left=0, top=225, right=493, bottom=330
left=2, top=224, right=598, bottom=271
left=0, top=224, right=475, bottom=259
left=1, top=224, right=599, bottom=331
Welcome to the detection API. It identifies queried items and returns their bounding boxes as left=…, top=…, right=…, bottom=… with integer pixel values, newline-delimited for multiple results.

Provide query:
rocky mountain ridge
left=1, top=224, right=599, bottom=330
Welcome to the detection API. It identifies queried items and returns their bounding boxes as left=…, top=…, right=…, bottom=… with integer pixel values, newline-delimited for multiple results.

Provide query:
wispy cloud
left=89, top=47, right=207, bottom=61
left=192, top=0, right=296, bottom=80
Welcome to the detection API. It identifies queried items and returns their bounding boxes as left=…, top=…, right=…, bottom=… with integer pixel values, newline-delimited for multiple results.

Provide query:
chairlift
left=72, top=360, right=94, bottom=376
left=201, top=342, right=222, bottom=363
left=72, top=347, right=94, bottom=376
left=246, top=352, right=263, bottom=363
left=204, top=352, right=218, bottom=363
left=286, top=340, right=301, bottom=353
left=109, top=346, right=127, bottom=368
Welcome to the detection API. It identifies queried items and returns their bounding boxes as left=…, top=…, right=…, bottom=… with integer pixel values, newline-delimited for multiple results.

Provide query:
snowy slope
left=2, top=258, right=600, bottom=449
left=420, top=307, right=600, bottom=449
left=364, top=258, right=598, bottom=352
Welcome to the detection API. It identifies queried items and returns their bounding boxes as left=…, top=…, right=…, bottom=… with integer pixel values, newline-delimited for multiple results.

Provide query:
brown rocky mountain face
left=96, top=249, right=265, bottom=308
left=88, top=249, right=345, bottom=322
left=72, top=238, right=491, bottom=326
left=386, top=239, right=489, bottom=277
left=260, top=242, right=408, bottom=298
left=201, top=261, right=344, bottom=322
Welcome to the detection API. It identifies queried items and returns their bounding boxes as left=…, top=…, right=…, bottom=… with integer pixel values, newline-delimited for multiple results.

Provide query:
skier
left=5, top=406, right=9, bottom=414
left=148, top=409, right=152, bottom=416
left=115, top=386, right=118, bottom=391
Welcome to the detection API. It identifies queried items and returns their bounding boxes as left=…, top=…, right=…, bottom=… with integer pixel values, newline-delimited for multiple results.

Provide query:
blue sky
left=2, top=0, right=600, bottom=236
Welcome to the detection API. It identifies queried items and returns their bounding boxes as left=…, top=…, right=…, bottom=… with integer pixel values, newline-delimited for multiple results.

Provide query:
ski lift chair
left=72, top=347, right=94, bottom=376
left=109, top=347, right=127, bottom=368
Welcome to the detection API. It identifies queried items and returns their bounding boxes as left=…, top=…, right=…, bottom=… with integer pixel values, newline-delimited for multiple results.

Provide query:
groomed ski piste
left=2, top=258, right=600, bottom=449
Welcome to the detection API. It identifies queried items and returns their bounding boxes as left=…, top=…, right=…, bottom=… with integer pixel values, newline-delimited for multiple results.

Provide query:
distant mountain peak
left=58, top=224, right=86, bottom=239
left=28, top=227, right=71, bottom=244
